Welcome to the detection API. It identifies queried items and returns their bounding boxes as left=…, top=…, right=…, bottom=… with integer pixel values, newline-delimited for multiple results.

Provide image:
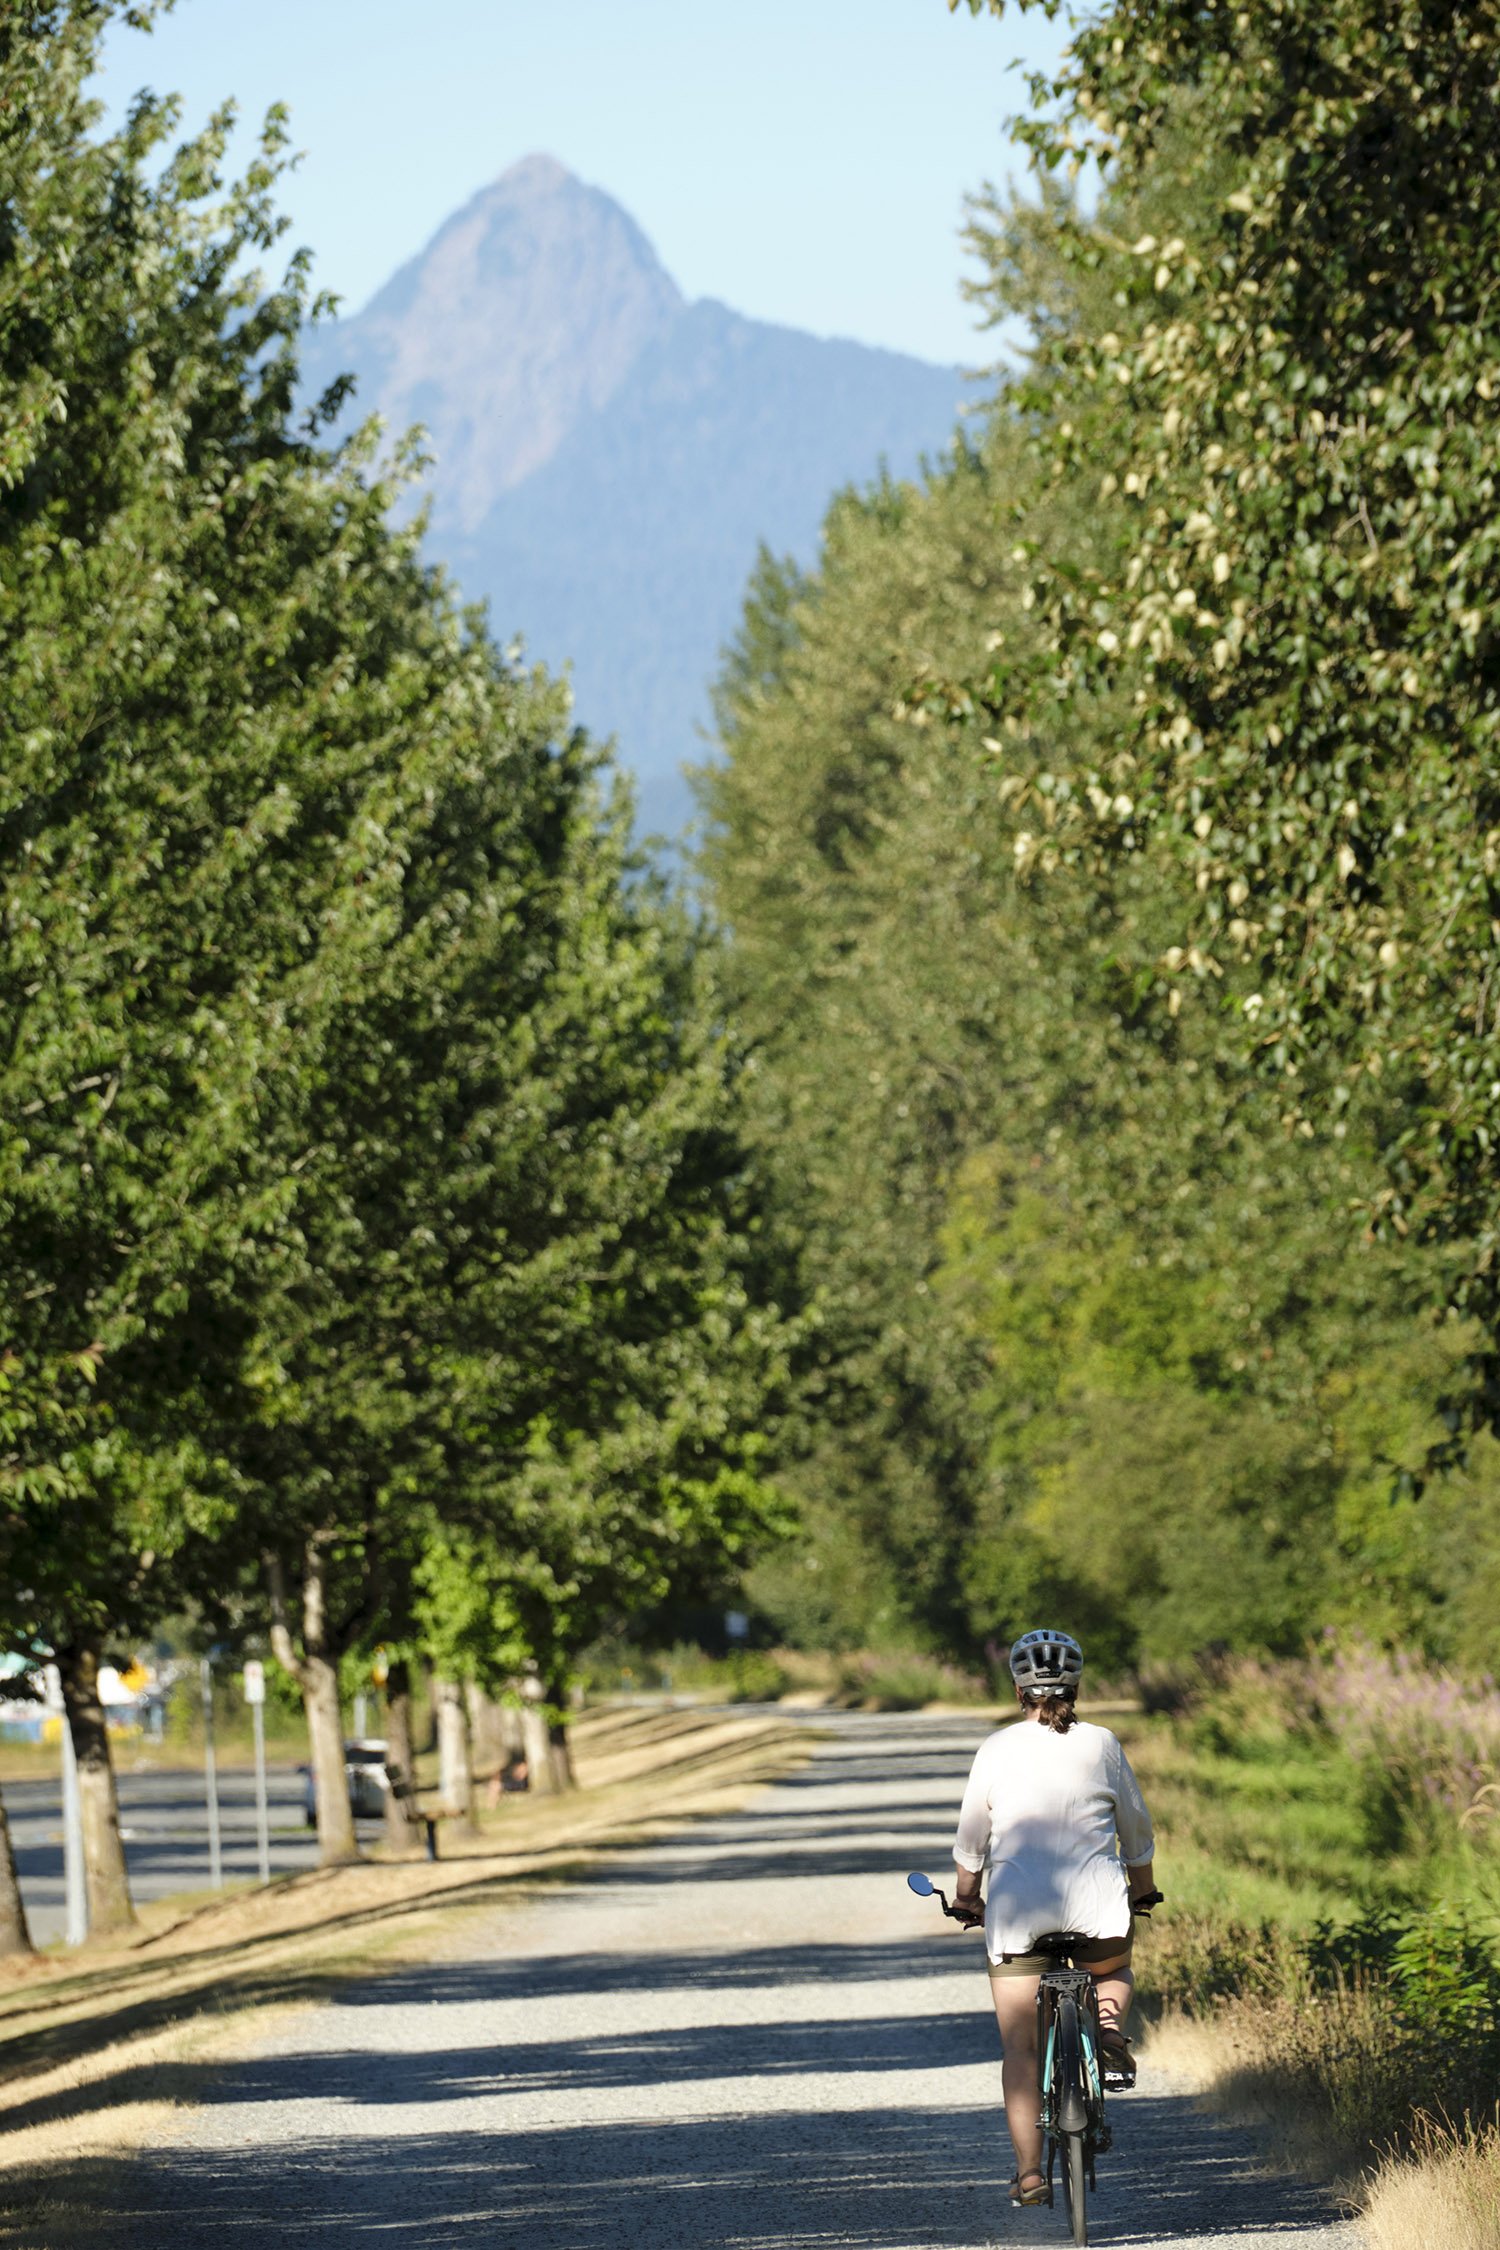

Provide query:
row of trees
left=697, top=0, right=1500, bottom=1675
left=14, top=0, right=1498, bottom=1955
left=0, top=2, right=790, bottom=1946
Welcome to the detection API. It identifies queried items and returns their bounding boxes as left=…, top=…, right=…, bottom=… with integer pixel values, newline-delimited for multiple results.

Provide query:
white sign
left=243, top=1660, right=266, bottom=1706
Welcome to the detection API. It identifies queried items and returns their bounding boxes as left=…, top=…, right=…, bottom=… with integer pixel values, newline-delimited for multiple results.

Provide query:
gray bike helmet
left=1009, top=1628, right=1084, bottom=1695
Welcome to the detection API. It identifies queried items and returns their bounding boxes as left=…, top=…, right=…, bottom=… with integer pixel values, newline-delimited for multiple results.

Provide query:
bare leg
left=990, top=1974, right=1045, bottom=2184
left=1092, top=1965, right=1133, bottom=2037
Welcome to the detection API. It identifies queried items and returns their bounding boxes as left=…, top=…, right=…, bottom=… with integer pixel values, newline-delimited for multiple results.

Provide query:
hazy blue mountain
left=301, top=156, right=964, bottom=835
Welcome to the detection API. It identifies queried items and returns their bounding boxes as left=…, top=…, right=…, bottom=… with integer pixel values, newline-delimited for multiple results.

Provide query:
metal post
left=251, top=1697, right=270, bottom=1885
left=48, top=1666, right=88, bottom=1947
left=201, top=1655, right=223, bottom=1889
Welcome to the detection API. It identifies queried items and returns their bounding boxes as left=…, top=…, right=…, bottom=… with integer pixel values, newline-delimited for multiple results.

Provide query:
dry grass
left=0, top=1701, right=810, bottom=2227
left=1147, top=1993, right=1500, bottom=2241
left=1365, top=2118, right=1500, bottom=2250
left=1143, top=1982, right=1399, bottom=2190
left=1137, top=1873, right=1500, bottom=2244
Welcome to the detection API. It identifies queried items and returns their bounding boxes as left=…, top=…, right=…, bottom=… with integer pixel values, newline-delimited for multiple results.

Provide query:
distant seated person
left=482, top=1753, right=530, bottom=1807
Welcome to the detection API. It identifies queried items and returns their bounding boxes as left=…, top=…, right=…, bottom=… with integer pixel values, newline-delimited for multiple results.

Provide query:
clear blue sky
left=97, top=0, right=1069, bottom=368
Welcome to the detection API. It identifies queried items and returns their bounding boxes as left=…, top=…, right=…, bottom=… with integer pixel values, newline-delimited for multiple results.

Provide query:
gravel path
left=75, top=1713, right=1363, bottom=2248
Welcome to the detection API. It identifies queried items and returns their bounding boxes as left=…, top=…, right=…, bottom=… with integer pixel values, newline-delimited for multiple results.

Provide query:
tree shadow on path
left=11, top=2091, right=1353, bottom=2249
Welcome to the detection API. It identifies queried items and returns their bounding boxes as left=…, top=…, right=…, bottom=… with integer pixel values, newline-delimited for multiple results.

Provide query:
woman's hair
left=1020, top=1685, right=1078, bottom=1734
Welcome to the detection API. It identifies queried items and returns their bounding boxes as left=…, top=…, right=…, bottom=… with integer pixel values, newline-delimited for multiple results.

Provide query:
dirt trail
left=22, top=1713, right=1363, bottom=2248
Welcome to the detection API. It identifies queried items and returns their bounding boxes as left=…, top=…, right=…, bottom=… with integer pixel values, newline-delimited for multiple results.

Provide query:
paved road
left=6, top=1768, right=383, bottom=1945
left=59, top=1715, right=1362, bottom=2247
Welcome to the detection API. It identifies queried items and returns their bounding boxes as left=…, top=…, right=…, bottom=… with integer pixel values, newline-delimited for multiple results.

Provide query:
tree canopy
left=697, top=0, right=1500, bottom=1677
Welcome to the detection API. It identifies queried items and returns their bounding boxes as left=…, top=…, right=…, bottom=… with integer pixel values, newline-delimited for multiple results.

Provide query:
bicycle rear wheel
left=1050, top=1991, right=1090, bottom=2244
left=1060, top=2131, right=1088, bottom=2246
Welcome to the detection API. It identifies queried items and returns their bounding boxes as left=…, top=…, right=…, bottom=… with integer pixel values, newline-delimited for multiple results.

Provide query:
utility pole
left=200, top=1654, right=223, bottom=1889
left=46, top=1666, right=87, bottom=1946
left=243, top=1661, right=270, bottom=1884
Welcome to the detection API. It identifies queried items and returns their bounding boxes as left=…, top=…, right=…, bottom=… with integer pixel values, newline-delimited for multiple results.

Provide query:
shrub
left=653, top=1644, right=790, bottom=1703
left=1137, top=1912, right=1295, bottom=2013
left=720, top=1649, right=792, bottom=1703
left=1318, top=1641, right=1500, bottom=1858
left=834, top=1651, right=990, bottom=1710
left=1135, top=1662, right=1199, bottom=1718
left=1172, top=1659, right=1319, bottom=1771
left=1149, top=1900, right=1500, bottom=2169
left=1305, top=1908, right=1500, bottom=2141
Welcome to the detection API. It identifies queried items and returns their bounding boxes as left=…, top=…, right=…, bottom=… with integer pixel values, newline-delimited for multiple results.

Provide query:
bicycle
left=907, top=1872, right=1162, bottom=2246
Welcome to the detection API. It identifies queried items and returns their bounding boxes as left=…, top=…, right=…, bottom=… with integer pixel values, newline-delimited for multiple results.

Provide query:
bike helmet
left=1009, top=1628, right=1084, bottom=1695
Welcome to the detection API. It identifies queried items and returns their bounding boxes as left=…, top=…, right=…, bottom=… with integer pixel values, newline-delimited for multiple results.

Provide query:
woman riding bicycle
left=951, top=1628, right=1157, bottom=2209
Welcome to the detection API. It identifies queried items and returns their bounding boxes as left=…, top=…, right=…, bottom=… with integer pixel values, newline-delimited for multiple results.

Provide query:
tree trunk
left=303, top=1651, right=356, bottom=1865
left=382, top=1658, right=426, bottom=1855
left=267, top=1543, right=358, bottom=1866
left=434, top=1676, right=475, bottom=1831
left=520, top=1695, right=558, bottom=1796
left=464, top=1681, right=507, bottom=1784
left=545, top=1676, right=576, bottom=1794
left=499, top=1697, right=525, bottom=1763
left=416, top=1660, right=439, bottom=1754
left=0, top=1785, right=31, bottom=1956
left=57, top=1641, right=136, bottom=1935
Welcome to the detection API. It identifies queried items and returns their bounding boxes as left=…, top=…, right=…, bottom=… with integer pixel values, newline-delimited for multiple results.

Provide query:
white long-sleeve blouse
left=952, top=1718, right=1155, bottom=1960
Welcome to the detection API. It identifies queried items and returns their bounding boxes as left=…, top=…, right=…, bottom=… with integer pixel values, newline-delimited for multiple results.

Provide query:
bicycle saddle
left=1031, top=1930, right=1093, bottom=1956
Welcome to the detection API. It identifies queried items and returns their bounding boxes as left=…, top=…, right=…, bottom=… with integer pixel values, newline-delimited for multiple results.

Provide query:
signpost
left=243, top=1661, right=270, bottom=1885
left=45, top=1665, right=87, bottom=1946
left=200, top=1655, right=223, bottom=1890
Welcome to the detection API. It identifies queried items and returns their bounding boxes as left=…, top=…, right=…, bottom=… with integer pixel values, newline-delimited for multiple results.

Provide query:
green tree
left=698, top=475, right=1032, bottom=1651
left=242, top=729, right=792, bottom=1851
left=956, top=0, right=1500, bottom=1442
left=3, top=3, right=796, bottom=1899
left=938, top=1131, right=1458, bottom=1670
left=0, top=2, right=475, bottom=1914
left=698, top=87, right=1485, bottom=1668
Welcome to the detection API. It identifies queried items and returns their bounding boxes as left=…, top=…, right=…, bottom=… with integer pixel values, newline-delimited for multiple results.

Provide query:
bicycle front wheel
left=1060, top=2130, right=1088, bottom=2246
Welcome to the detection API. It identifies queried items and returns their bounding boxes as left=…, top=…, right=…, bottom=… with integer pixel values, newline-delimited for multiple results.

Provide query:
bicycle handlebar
left=909, top=1868, right=1164, bottom=1926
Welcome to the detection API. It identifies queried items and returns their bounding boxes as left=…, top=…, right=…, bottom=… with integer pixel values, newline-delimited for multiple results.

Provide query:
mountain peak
left=489, top=151, right=575, bottom=195
left=323, top=153, right=682, bottom=524
left=300, top=166, right=961, bottom=837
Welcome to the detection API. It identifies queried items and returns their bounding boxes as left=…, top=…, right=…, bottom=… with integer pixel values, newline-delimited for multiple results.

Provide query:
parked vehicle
left=300, top=1739, right=391, bottom=1826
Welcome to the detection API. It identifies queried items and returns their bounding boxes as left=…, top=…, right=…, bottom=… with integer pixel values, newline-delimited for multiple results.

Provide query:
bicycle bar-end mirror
left=906, top=1871, right=935, bottom=1897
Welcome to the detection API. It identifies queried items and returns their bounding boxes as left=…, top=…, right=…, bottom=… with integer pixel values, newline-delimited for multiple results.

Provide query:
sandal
left=1009, top=2169, right=1049, bottom=2206
left=1099, top=2027, right=1137, bottom=2086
